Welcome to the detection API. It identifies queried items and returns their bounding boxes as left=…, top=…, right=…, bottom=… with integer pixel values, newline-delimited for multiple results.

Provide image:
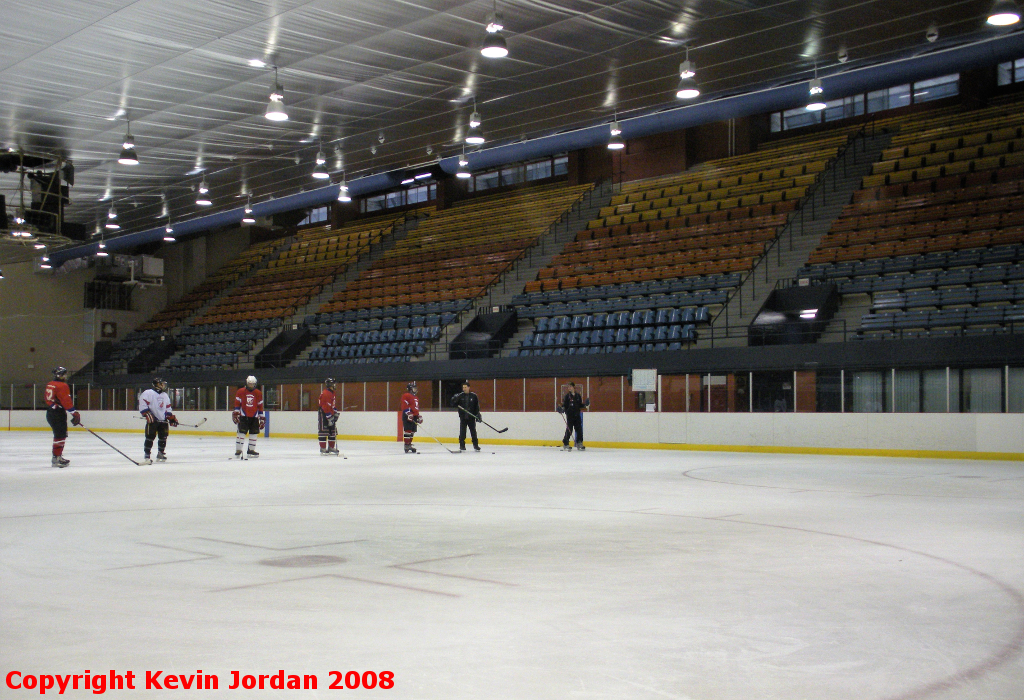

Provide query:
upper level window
left=298, top=206, right=328, bottom=226
left=997, top=57, right=1024, bottom=85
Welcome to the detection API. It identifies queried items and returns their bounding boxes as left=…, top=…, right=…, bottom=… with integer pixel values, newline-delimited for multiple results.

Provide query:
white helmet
left=246, top=375, right=257, bottom=388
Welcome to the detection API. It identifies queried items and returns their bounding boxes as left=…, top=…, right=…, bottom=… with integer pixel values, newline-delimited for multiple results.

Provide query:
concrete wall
left=5, top=410, right=1022, bottom=459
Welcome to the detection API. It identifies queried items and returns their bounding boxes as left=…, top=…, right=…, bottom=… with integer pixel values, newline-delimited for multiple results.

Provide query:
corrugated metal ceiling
left=0, top=0, right=1016, bottom=241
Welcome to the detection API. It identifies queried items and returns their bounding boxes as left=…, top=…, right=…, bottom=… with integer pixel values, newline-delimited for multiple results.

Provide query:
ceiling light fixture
left=481, top=0, right=509, bottom=58
left=248, top=58, right=267, bottom=68
left=608, top=112, right=624, bottom=150
left=34, top=243, right=46, bottom=249
left=312, top=146, right=329, bottom=179
left=196, top=178, right=212, bottom=206
left=97, top=237, right=108, bottom=256
left=466, top=101, right=485, bottom=145
left=676, top=47, right=700, bottom=100
left=987, top=0, right=1021, bottom=25
left=242, top=195, right=256, bottom=223
left=806, top=63, right=827, bottom=111
left=106, top=205, right=120, bottom=229
left=265, top=67, right=288, bottom=122
left=337, top=177, right=352, bottom=203
left=118, top=120, right=139, bottom=165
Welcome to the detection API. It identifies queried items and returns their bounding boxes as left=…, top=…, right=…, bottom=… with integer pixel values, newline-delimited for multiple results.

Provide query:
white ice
left=1, top=430, right=1022, bottom=699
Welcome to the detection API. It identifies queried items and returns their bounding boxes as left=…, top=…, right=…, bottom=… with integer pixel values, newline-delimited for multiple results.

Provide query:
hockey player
left=558, top=381, right=590, bottom=451
left=44, top=366, right=81, bottom=467
left=232, top=375, right=264, bottom=458
left=400, top=381, right=422, bottom=454
left=318, top=377, right=340, bottom=455
left=138, top=377, right=178, bottom=464
left=450, top=380, right=481, bottom=451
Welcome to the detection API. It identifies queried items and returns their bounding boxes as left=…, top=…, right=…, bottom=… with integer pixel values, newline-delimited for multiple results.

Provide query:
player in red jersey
left=400, top=381, right=422, bottom=454
left=44, top=366, right=80, bottom=467
left=318, top=377, right=340, bottom=455
left=232, top=375, right=264, bottom=459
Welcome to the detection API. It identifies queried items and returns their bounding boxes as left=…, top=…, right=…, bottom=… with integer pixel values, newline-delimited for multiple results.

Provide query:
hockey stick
left=456, top=405, right=508, bottom=433
left=133, top=416, right=208, bottom=429
left=79, top=425, right=140, bottom=466
left=415, top=426, right=460, bottom=454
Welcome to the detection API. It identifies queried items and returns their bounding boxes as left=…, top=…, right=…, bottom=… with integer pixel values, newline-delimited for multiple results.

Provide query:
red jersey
left=233, top=388, right=264, bottom=418
left=400, top=392, right=419, bottom=418
left=44, top=381, right=76, bottom=412
left=318, top=389, right=336, bottom=415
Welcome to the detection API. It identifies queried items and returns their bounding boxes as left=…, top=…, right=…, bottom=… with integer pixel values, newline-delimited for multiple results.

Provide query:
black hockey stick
left=456, top=405, right=508, bottom=433
left=133, top=416, right=208, bottom=429
left=79, top=425, right=141, bottom=466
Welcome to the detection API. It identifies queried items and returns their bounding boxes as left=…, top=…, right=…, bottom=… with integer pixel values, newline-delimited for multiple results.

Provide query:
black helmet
left=325, top=377, right=336, bottom=389
left=407, top=381, right=417, bottom=393
left=52, top=366, right=68, bottom=380
left=152, top=377, right=167, bottom=391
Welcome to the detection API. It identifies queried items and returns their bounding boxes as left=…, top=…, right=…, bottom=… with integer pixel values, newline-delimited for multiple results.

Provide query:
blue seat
left=556, top=331, right=568, bottom=346
left=615, top=328, right=629, bottom=344
left=571, top=315, right=586, bottom=330
left=641, top=327, right=655, bottom=342
left=655, top=308, right=671, bottom=325
left=630, top=310, right=644, bottom=326
left=567, top=330, right=579, bottom=346
left=602, top=328, right=616, bottom=344
left=642, top=309, right=656, bottom=325
left=592, top=313, right=607, bottom=329
left=668, top=308, right=682, bottom=325
left=521, top=333, right=534, bottom=348
left=668, top=325, right=681, bottom=340
left=681, top=308, right=696, bottom=323
left=694, top=307, right=710, bottom=323
left=628, top=327, right=642, bottom=343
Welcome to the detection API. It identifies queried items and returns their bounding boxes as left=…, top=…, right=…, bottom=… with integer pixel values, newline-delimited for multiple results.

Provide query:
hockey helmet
left=52, top=366, right=68, bottom=380
left=325, top=377, right=336, bottom=390
left=152, top=377, right=167, bottom=391
left=406, top=381, right=417, bottom=394
left=246, top=375, right=258, bottom=389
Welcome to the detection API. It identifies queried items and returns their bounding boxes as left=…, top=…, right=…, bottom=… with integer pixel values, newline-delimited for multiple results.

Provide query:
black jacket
left=562, top=391, right=586, bottom=418
left=451, top=391, right=481, bottom=421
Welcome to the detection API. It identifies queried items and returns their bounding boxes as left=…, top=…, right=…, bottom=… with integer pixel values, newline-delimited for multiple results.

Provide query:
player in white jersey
left=138, top=377, right=178, bottom=464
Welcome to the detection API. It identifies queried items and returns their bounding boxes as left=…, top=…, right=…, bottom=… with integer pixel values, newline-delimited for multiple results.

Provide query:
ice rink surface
left=1, top=430, right=1022, bottom=700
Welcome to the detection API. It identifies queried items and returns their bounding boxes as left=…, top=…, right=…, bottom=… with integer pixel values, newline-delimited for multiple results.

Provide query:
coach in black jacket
left=451, top=381, right=482, bottom=451
left=558, top=381, right=590, bottom=450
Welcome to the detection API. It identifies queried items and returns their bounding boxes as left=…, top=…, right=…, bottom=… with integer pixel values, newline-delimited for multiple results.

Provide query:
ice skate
left=327, top=447, right=340, bottom=455
left=404, top=445, right=417, bottom=454
left=577, top=445, right=585, bottom=451
left=235, top=450, right=244, bottom=460
left=460, top=445, right=467, bottom=451
left=474, top=445, right=481, bottom=451
left=563, top=443, right=572, bottom=451
left=320, top=448, right=328, bottom=455
left=140, top=456, right=153, bottom=465
left=156, top=452, right=167, bottom=462
left=246, top=449, right=260, bottom=458
left=51, top=455, right=70, bottom=468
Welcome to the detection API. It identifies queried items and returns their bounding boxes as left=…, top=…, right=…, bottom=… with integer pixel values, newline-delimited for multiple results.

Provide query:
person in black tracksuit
left=450, top=381, right=481, bottom=451
left=558, top=382, right=590, bottom=450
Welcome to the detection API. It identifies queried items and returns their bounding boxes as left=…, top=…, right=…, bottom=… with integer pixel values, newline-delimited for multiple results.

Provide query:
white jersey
left=139, top=389, right=174, bottom=421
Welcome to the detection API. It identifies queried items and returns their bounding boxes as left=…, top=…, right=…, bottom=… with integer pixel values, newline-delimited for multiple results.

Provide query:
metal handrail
left=709, top=127, right=870, bottom=332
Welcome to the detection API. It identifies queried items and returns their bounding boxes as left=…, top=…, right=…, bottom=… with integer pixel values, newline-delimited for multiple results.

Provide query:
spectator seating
left=166, top=322, right=275, bottom=370
left=320, top=182, right=592, bottom=313
left=802, top=99, right=1024, bottom=340
left=137, top=239, right=280, bottom=331
left=524, top=130, right=849, bottom=298
left=299, top=301, right=467, bottom=366
left=513, top=305, right=711, bottom=356
left=191, top=216, right=401, bottom=327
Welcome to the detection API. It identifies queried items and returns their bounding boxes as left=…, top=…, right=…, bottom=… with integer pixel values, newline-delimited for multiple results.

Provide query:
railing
left=414, top=182, right=605, bottom=356
left=710, top=127, right=872, bottom=332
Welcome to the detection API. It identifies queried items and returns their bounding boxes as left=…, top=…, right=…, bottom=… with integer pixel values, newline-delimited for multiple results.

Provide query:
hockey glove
left=556, top=406, right=565, bottom=414
left=415, top=415, right=423, bottom=425
left=70, top=411, right=82, bottom=427
left=167, top=415, right=179, bottom=427
left=584, top=398, right=591, bottom=407
left=327, top=413, right=338, bottom=428
left=258, top=415, right=266, bottom=430
left=142, top=410, right=155, bottom=424
left=232, top=412, right=240, bottom=425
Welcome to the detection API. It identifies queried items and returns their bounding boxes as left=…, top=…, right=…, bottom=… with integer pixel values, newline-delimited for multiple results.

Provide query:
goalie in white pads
left=138, top=377, right=178, bottom=464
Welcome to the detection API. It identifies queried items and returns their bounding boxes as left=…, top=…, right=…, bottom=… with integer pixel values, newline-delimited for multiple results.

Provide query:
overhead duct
left=50, top=31, right=1024, bottom=266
